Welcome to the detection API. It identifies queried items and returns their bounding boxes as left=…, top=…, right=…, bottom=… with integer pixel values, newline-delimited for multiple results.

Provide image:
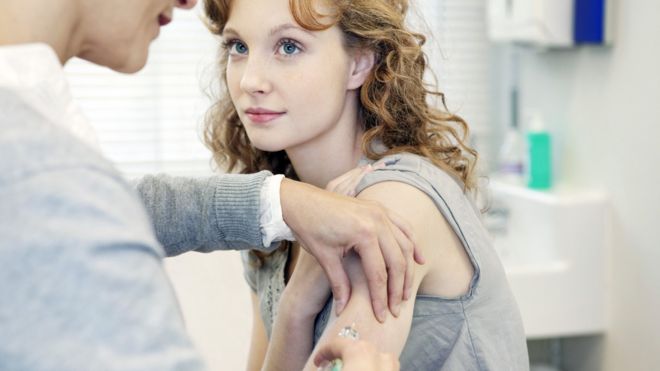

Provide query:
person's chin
left=114, top=55, right=149, bottom=74
left=78, top=42, right=149, bottom=74
left=250, top=140, right=286, bottom=153
left=105, top=47, right=149, bottom=74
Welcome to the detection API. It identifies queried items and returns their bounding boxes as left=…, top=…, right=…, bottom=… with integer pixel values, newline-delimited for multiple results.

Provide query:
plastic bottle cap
left=528, top=113, right=545, bottom=132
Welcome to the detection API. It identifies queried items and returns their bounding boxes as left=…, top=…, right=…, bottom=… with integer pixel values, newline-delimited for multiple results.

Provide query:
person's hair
left=203, top=0, right=479, bottom=191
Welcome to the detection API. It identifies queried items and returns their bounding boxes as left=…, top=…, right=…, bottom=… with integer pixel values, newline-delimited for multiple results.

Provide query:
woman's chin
left=249, top=140, right=287, bottom=153
left=258, top=146, right=287, bottom=153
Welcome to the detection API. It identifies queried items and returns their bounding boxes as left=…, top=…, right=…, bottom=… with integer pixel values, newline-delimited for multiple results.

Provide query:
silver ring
left=338, top=322, right=359, bottom=341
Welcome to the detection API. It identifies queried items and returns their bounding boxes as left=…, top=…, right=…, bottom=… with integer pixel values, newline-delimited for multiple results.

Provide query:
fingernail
left=334, top=299, right=345, bottom=315
left=378, top=307, right=387, bottom=322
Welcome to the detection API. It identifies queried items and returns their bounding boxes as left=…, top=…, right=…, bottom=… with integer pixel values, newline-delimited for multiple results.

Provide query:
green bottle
left=526, top=115, right=552, bottom=190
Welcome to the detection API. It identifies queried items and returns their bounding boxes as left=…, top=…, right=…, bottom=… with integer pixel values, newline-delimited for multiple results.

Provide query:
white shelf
left=487, top=181, right=610, bottom=339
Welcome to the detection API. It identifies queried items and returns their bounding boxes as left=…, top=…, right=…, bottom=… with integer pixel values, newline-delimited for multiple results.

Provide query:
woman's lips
left=245, top=109, right=285, bottom=124
left=246, top=112, right=284, bottom=124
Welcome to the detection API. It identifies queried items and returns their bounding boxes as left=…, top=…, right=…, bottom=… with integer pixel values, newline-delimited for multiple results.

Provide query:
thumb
left=314, top=338, right=354, bottom=367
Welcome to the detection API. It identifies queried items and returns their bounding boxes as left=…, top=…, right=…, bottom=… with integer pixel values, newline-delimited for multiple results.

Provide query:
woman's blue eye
left=279, top=41, right=300, bottom=55
left=233, top=42, right=248, bottom=54
left=224, top=40, right=248, bottom=55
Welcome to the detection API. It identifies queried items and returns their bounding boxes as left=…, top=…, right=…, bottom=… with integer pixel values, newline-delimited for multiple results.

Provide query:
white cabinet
left=488, top=181, right=609, bottom=338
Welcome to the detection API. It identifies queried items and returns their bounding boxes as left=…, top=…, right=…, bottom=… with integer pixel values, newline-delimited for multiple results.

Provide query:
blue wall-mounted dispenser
left=574, top=0, right=613, bottom=44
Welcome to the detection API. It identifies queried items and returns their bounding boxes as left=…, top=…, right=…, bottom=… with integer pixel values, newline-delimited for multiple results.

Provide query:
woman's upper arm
left=246, top=291, right=269, bottom=371
left=304, top=181, right=440, bottom=368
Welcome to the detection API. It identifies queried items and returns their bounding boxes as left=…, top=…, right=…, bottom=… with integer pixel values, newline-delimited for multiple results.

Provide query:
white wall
left=510, top=0, right=660, bottom=369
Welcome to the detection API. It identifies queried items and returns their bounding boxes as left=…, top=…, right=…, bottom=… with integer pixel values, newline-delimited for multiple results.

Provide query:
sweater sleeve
left=132, top=172, right=277, bottom=257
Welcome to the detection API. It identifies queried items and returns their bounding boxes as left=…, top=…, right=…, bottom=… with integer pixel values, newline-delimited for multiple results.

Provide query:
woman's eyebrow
left=222, top=27, right=241, bottom=38
left=269, top=23, right=316, bottom=38
left=222, top=23, right=316, bottom=39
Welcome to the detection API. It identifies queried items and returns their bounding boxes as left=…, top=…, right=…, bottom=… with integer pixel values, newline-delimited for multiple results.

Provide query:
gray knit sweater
left=0, top=87, right=271, bottom=370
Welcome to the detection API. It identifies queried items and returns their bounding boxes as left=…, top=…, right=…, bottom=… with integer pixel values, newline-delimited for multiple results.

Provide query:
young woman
left=203, top=0, right=529, bottom=370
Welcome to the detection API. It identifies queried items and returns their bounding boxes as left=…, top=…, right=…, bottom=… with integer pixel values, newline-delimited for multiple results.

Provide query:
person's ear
left=347, top=50, right=375, bottom=90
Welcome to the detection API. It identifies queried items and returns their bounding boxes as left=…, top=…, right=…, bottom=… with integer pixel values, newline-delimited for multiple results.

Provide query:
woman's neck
left=286, top=93, right=365, bottom=189
left=288, top=131, right=364, bottom=188
left=0, top=0, right=80, bottom=64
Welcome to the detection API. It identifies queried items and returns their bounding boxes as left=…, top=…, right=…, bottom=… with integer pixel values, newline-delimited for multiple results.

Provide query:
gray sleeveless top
left=242, top=153, right=529, bottom=370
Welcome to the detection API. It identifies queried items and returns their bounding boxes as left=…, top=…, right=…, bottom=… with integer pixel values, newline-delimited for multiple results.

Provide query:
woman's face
left=223, top=0, right=364, bottom=154
left=76, top=0, right=197, bottom=73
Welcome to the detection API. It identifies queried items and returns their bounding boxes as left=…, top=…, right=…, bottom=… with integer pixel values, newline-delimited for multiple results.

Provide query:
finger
left=337, top=167, right=373, bottom=197
left=334, top=166, right=372, bottom=196
left=376, top=221, right=406, bottom=317
left=371, top=160, right=388, bottom=170
left=344, top=165, right=374, bottom=196
left=386, top=218, right=415, bottom=301
left=326, top=174, right=349, bottom=193
left=313, top=338, right=363, bottom=367
left=384, top=209, right=415, bottom=244
left=334, top=179, right=357, bottom=197
left=384, top=210, right=418, bottom=300
left=387, top=210, right=424, bottom=265
left=327, top=166, right=367, bottom=192
left=317, top=251, right=352, bottom=315
left=353, top=236, right=389, bottom=322
left=313, top=341, right=345, bottom=367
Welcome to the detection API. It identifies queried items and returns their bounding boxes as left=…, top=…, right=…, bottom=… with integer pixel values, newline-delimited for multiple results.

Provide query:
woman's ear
left=347, top=50, right=375, bottom=90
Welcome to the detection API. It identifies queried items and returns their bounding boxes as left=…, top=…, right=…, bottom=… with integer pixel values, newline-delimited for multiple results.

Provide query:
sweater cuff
left=213, top=171, right=273, bottom=250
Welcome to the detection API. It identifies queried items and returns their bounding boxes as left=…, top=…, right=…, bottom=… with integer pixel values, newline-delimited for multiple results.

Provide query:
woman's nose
left=240, top=58, right=273, bottom=95
left=174, top=0, right=198, bottom=10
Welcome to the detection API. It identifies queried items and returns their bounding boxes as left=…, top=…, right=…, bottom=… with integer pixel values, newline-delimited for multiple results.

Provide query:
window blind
left=412, top=0, right=492, bottom=138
